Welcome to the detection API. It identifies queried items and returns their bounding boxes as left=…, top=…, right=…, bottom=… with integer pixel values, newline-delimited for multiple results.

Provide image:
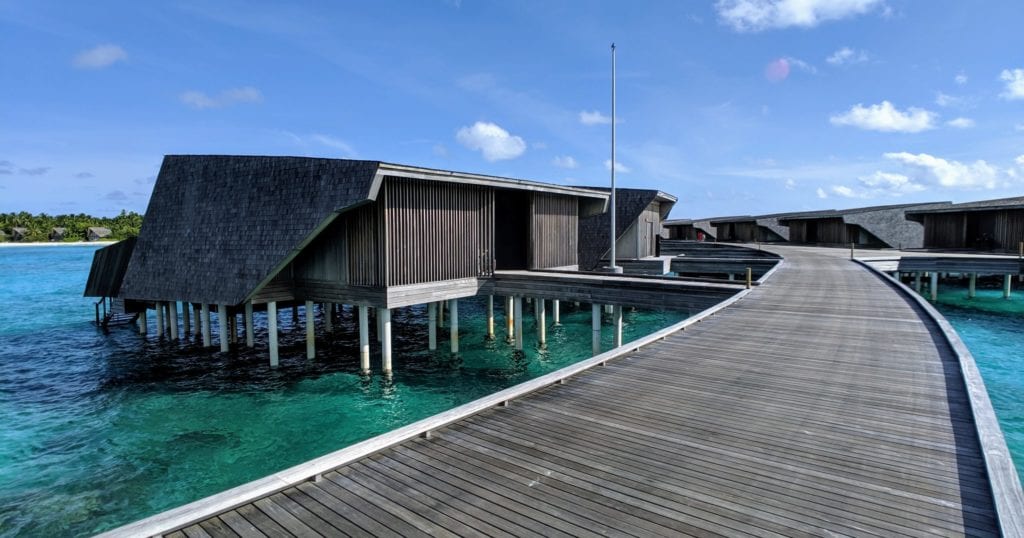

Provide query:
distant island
left=0, top=211, right=143, bottom=243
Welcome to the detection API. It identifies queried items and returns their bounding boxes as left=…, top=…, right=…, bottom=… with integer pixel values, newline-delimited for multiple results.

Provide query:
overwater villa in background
left=907, top=196, right=1024, bottom=252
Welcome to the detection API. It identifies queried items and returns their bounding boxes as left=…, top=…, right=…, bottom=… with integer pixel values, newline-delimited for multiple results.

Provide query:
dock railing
left=97, top=258, right=785, bottom=538
left=855, top=258, right=1024, bottom=537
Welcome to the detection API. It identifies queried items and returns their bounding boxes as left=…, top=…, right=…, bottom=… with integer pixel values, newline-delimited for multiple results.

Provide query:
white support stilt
left=376, top=308, right=382, bottom=342
left=1004, top=274, right=1013, bottom=299
left=728, top=274, right=735, bottom=281
left=428, top=302, right=437, bottom=351
left=513, top=296, right=523, bottom=351
left=486, top=295, right=494, bottom=340
left=553, top=299, right=560, bottom=325
left=592, top=304, right=601, bottom=356
left=359, top=306, right=370, bottom=374
left=193, top=305, right=201, bottom=338
left=380, top=308, right=392, bottom=375
left=914, top=272, right=922, bottom=293
left=305, top=300, right=315, bottom=359
left=244, top=302, right=254, bottom=347
left=930, top=272, right=939, bottom=302
left=160, top=302, right=168, bottom=335
left=218, top=304, right=229, bottom=352
left=230, top=315, right=238, bottom=345
left=450, top=299, right=459, bottom=354
left=168, top=299, right=179, bottom=338
left=182, top=302, right=190, bottom=337
left=506, top=296, right=514, bottom=342
left=969, top=273, right=977, bottom=298
left=267, top=301, right=279, bottom=367
left=201, top=304, right=211, bottom=347
left=155, top=302, right=165, bottom=338
left=613, top=305, right=623, bottom=348
left=439, top=300, right=445, bottom=329
left=604, top=304, right=613, bottom=315
left=139, top=309, right=148, bottom=335
left=324, top=303, right=333, bottom=332
left=537, top=298, right=546, bottom=346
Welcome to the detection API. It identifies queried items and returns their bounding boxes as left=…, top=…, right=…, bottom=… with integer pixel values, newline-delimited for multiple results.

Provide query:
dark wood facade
left=920, top=210, right=1024, bottom=250
left=717, top=222, right=784, bottom=242
left=257, top=176, right=586, bottom=307
left=786, top=218, right=885, bottom=246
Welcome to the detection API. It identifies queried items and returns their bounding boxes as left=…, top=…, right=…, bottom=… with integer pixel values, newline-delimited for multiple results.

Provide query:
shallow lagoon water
left=929, top=279, right=1024, bottom=480
left=0, top=245, right=685, bottom=537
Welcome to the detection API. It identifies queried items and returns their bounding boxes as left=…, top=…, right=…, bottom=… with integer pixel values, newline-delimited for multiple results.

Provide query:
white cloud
left=784, top=178, right=796, bottom=190
left=946, top=117, right=975, bottom=129
left=552, top=155, right=578, bottom=169
left=579, top=110, right=612, bottom=125
left=455, top=121, right=526, bottom=161
left=832, top=171, right=926, bottom=199
left=934, top=92, right=963, bottom=108
left=816, top=187, right=828, bottom=199
left=955, top=72, right=968, bottom=85
left=310, top=134, right=357, bottom=157
left=715, top=0, right=885, bottom=32
left=1016, top=155, right=1024, bottom=166
left=1000, top=68, right=1024, bottom=100
left=180, top=87, right=263, bottom=109
left=829, top=101, right=936, bottom=133
left=884, top=152, right=1002, bottom=189
left=831, top=185, right=856, bottom=197
left=73, top=44, right=127, bottom=69
left=604, top=159, right=631, bottom=173
left=786, top=56, right=817, bottom=74
left=826, top=47, right=868, bottom=65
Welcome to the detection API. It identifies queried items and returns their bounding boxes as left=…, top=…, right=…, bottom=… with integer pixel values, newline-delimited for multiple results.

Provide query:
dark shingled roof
left=120, top=156, right=380, bottom=305
left=578, top=188, right=676, bottom=271
left=906, top=196, right=1024, bottom=216
left=84, top=237, right=137, bottom=297
left=119, top=155, right=610, bottom=306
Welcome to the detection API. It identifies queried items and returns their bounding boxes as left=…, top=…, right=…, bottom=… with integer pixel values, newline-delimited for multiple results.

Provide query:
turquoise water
left=928, top=279, right=1024, bottom=480
left=0, top=245, right=686, bottom=537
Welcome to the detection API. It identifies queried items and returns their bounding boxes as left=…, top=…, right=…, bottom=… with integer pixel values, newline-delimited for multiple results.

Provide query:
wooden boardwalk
left=150, top=247, right=1002, bottom=537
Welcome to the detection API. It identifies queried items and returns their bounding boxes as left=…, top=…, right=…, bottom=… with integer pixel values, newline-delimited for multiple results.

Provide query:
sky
left=1, top=0, right=1023, bottom=218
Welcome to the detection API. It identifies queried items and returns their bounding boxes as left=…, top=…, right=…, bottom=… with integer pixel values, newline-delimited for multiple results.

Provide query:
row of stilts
left=903, top=271, right=1015, bottom=301
left=135, top=295, right=627, bottom=373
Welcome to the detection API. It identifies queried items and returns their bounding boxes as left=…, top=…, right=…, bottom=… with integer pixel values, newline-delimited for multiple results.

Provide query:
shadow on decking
left=864, top=266, right=999, bottom=535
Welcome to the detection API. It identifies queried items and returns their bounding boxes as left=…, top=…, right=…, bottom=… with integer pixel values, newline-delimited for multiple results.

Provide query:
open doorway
left=495, top=191, right=530, bottom=269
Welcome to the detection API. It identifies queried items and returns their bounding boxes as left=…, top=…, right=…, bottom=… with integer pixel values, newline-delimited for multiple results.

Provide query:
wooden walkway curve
left=144, top=247, right=1001, bottom=537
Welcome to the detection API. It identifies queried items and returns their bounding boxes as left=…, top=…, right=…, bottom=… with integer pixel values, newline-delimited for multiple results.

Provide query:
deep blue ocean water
left=0, top=245, right=686, bottom=537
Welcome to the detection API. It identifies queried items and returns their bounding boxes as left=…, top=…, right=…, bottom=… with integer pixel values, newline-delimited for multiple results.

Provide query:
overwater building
left=905, top=196, right=1024, bottom=251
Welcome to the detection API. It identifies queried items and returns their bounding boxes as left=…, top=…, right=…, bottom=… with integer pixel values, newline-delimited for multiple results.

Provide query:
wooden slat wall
left=530, top=193, right=578, bottom=269
left=924, top=213, right=965, bottom=248
left=292, top=217, right=349, bottom=283
left=978, top=209, right=1024, bottom=250
left=347, top=202, right=385, bottom=287
left=816, top=218, right=848, bottom=244
left=788, top=221, right=807, bottom=243
left=636, top=202, right=660, bottom=258
left=384, top=177, right=494, bottom=286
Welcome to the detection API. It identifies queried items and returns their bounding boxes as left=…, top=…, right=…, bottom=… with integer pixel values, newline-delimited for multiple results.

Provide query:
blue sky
left=1, top=0, right=1022, bottom=218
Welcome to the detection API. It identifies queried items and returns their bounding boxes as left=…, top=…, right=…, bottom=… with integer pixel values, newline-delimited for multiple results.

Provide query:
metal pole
left=609, top=42, right=617, bottom=271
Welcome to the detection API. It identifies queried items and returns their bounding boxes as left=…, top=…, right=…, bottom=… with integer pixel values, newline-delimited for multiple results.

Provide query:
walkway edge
left=855, top=259, right=1024, bottom=537
left=95, top=259, right=784, bottom=538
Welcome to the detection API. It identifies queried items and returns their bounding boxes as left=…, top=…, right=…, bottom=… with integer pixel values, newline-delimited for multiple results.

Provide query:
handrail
left=854, top=258, right=1024, bottom=537
left=96, top=256, right=785, bottom=538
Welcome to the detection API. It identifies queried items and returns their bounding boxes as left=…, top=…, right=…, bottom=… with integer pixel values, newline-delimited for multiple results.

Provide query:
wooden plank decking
left=136, top=246, right=1005, bottom=537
